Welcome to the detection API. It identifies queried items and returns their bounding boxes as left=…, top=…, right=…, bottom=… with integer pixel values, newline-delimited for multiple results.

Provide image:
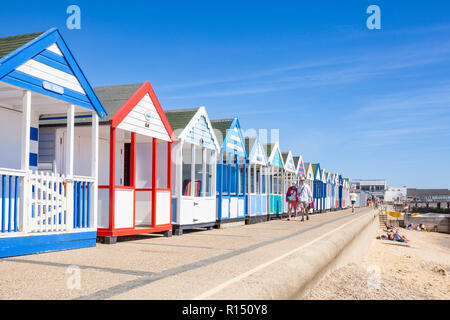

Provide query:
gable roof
left=294, top=155, right=306, bottom=177
left=210, top=119, right=233, bottom=145
left=165, top=107, right=220, bottom=150
left=211, top=118, right=247, bottom=158
left=246, top=136, right=268, bottom=166
left=312, top=163, right=321, bottom=180
left=165, top=108, right=199, bottom=133
left=107, top=81, right=176, bottom=142
left=282, top=151, right=296, bottom=173
left=264, top=142, right=284, bottom=168
left=0, top=32, right=44, bottom=59
left=0, top=28, right=107, bottom=118
left=94, top=83, right=143, bottom=121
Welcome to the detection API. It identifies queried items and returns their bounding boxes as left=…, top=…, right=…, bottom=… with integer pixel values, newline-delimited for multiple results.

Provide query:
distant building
left=384, top=186, right=407, bottom=202
left=407, top=189, right=450, bottom=201
left=350, top=179, right=387, bottom=198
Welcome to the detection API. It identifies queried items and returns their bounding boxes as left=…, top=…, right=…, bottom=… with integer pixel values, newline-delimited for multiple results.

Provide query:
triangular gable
left=110, top=82, right=176, bottom=142
left=305, top=163, right=314, bottom=180
left=283, top=151, right=296, bottom=173
left=0, top=28, right=107, bottom=118
left=222, top=118, right=247, bottom=158
left=249, top=138, right=268, bottom=166
left=321, top=169, right=327, bottom=183
left=268, top=143, right=284, bottom=168
left=312, top=163, right=321, bottom=180
left=296, top=156, right=305, bottom=177
left=339, top=175, right=343, bottom=186
left=180, top=107, right=220, bottom=150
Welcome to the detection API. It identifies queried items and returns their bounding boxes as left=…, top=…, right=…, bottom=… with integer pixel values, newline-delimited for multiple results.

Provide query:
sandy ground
left=304, top=228, right=450, bottom=300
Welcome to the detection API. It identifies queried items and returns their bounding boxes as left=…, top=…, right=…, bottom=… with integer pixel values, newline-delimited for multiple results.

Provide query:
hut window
left=261, top=167, right=266, bottom=194
left=250, top=167, right=255, bottom=194
left=182, top=143, right=192, bottom=196
left=194, top=145, right=203, bottom=197
left=205, top=149, right=213, bottom=197
left=239, top=163, right=245, bottom=196
left=230, top=160, right=237, bottom=195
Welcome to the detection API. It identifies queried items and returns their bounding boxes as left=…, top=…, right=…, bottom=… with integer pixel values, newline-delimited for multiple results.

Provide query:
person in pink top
left=286, top=182, right=299, bottom=221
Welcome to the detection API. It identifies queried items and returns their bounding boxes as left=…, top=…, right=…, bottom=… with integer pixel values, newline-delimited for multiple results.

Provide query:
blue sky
left=1, top=1, right=449, bottom=188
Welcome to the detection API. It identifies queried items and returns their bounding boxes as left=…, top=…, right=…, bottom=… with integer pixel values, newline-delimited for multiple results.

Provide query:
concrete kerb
left=196, top=210, right=379, bottom=299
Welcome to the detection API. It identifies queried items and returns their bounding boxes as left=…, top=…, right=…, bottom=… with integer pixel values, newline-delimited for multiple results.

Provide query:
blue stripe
left=40, top=115, right=92, bottom=121
left=30, top=127, right=38, bottom=141
left=38, top=49, right=70, bottom=68
left=2, top=175, right=5, bottom=233
left=32, top=53, right=73, bottom=75
left=29, top=153, right=38, bottom=167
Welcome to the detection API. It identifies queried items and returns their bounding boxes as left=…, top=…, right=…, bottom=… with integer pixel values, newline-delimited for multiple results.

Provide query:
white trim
left=178, top=107, right=221, bottom=151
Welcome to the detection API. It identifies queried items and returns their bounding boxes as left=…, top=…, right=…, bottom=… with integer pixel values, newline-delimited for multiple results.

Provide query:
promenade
left=0, top=207, right=376, bottom=300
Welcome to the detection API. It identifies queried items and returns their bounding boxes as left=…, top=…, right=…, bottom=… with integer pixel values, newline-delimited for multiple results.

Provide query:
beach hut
left=245, top=137, right=269, bottom=224
left=210, top=118, right=247, bottom=228
left=304, top=162, right=314, bottom=209
left=312, top=163, right=322, bottom=213
left=264, top=142, right=284, bottom=218
left=329, top=173, right=336, bottom=211
left=321, top=168, right=327, bottom=211
left=0, top=28, right=107, bottom=257
left=281, top=151, right=296, bottom=214
left=40, top=82, right=177, bottom=243
left=343, top=178, right=350, bottom=208
left=165, top=107, right=220, bottom=235
left=324, top=172, right=330, bottom=211
left=334, top=173, right=340, bottom=209
left=338, top=175, right=343, bottom=209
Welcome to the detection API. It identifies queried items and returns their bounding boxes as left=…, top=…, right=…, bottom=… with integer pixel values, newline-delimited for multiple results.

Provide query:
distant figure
left=286, top=182, right=299, bottom=221
left=350, top=192, right=357, bottom=213
left=298, top=176, right=313, bottom=222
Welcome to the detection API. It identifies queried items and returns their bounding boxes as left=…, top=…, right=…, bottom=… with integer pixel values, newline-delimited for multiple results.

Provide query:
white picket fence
left=28, top=171, right=69, bottom=233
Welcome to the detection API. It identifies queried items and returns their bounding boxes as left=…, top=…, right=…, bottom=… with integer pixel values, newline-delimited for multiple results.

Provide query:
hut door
left=123, top=143, right=131, bottom=186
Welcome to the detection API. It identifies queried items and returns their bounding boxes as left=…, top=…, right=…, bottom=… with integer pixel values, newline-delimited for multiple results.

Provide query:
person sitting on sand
left=394, top=230, right=409, bottom=243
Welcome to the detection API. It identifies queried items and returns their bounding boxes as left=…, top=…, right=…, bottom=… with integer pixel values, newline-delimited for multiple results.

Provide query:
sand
left=304, top=228, right=450, bottom=300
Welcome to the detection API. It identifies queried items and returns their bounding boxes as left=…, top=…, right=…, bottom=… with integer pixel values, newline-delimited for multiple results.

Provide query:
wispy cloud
left=161, top=38, right=450, bottom=99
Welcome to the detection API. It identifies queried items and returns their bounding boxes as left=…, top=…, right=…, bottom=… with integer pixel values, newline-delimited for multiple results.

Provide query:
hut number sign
left=144, top=112, right=151, bottom=128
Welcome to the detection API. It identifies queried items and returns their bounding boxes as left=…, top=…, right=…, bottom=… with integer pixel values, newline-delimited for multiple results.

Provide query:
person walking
left=286, top=182, right=299, bottom=221
left=349, top=192, right=357, bottom=213
left=298, top=176, right=313, bottom=221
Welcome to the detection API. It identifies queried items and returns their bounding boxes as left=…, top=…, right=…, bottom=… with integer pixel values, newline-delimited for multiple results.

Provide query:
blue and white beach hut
left=264, top=143, right=284, bottom=218
left=0, top=29, right=107, bottom=257
left=321, top=168, right=327, bottom=211
left=329, top=173, right=336, bottom=211
left=211, top=118, right=247, bottom=228
left=281, top=151, right=297, bottom=214
left=312, top=163, right=322, bottom=213
left=338, top=174, right=343, bottom=209
left=245, top=137, right=269, bottom=224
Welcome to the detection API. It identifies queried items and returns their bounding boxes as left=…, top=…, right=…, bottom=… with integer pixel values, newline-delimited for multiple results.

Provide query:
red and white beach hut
left=40, top=82, right=176, bottom=243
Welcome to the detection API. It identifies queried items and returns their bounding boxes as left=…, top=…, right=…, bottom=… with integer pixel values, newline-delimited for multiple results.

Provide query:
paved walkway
left=0, top=208, right=373, bottom=299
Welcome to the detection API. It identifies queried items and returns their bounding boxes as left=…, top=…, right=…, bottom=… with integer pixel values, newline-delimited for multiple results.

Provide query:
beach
left=304, top=227, right=450, bottom=300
